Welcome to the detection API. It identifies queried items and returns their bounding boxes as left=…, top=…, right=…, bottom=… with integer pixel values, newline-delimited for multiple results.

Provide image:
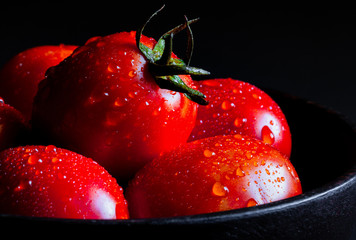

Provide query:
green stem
left=136, top=5, right=210, bottom=105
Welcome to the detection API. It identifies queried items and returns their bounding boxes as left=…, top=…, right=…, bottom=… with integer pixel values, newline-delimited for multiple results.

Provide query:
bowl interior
left=269, top=90, right=356, bottom=192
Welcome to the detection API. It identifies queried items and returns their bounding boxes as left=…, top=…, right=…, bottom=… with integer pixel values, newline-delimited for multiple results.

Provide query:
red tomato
left=0, top=45, right=77, bottom=121
left=188, top=78, right=292, bottom=157
left=32, top=31, right=200, bottom=180
left=0, top=145, right=129, bottom=219
left=0, top=97, right=27, bottom=151
left=126, top=134, right=302, bottom=218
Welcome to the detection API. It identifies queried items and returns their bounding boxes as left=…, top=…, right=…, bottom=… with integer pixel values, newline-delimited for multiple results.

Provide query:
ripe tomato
left=32, top=31, right=202, bottom=180
left=0, top=145, right=129, bottom=219
left=126, top=134, right=302, bottom=218
left=0, top=97, right=27, bottom=151
left=0, top=45, right=77, bottom=121
left=188, top=78, right=292, bottom=157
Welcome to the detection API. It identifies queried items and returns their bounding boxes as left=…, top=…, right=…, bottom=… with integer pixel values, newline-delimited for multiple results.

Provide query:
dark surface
left=1, top=92, right=355, bottom=240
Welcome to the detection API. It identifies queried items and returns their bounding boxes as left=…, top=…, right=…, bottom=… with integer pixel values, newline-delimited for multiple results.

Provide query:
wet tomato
left=0, top=145, right=129, bottom=219
left=126, top=134, right=302, bottom=218
left=31, top=28, right=206, bottom=180
left=188, top=78, right=292, bottom=157
left=0, top=45, right=77, bottom=121
left=0, top=97, right=27, bottom=151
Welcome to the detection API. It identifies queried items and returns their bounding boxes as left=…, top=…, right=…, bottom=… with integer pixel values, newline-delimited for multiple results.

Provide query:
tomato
left=0, top=45, right=77, bottom=121
left=188, top=78, right=292, bottom=157
left=0, top=145, right=129, bottom=219
left=126, top=134, right=302, bottom=218
left=31, top=24, right=208, bottom=180
left=0, top=97, right=27, bottom=151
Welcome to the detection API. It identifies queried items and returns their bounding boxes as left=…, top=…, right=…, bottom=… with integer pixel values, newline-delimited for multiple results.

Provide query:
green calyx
left=136, top=5, right=210, bottom=105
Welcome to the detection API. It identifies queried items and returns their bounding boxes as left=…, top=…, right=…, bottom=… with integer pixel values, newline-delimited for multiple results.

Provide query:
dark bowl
left=1, top=91, right=355, bottom=240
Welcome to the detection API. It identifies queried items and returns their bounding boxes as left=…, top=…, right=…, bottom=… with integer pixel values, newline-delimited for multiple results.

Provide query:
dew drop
left=261, top=125, right=275, bottom=145
left=27, top=155, right=39, bottom=165
left=234, top=117, right=243, bottom=128
left=252, top=93, right=261, bottom=100
left=203, top=149, right=215, bottom=158
left=107, top=65, right=114, bottom=73
left=246, top=198, right=258, bottom=207
left=128, top=70, right=136, bottom=77
left=45, top=145, right=56, bottom=153
left=212, top=182, right=228, bottom=197
left=221, top=100, right=233, bottom=110
left=114, top=97, right=125, bottom=107
left=245, top=152, right=253, bottom=160
left=14, top=181, right=26, bottom=192
left=235, top=167, right=245, bottom=177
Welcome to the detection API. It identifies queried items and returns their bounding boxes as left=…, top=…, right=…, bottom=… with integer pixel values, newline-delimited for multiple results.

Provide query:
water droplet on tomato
left=246, top=198, right=258, bottom=207
left=212, top=182, right=228, bottom=197
left=252, top=93, right=261, bottom=100
left=261, top=125, right=275, bottom=145
left=235, top=167, right=245, bottom=177
left=245, top=152, right=253, bottom=159
left=128, top=70, right=136, bottom=77
left=234, top=117, right=243, bottom=128
left=51, top=157, right=59, bottom=163
left=221, top=100, right=234, bottom=110
left=114, top=97, right=125, bottom=107
left=27, top=155, right=39, bottom=165
left=14, top=181, right=26, bottom=192
left=87, top=96, right=97, bottom=105
left=45, top=145, right=56, bottom=153
left=203, top=149, right=215, bottom=158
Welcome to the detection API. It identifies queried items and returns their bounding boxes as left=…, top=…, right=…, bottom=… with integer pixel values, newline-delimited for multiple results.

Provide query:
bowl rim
left=1, top=94, right=355, bottom=225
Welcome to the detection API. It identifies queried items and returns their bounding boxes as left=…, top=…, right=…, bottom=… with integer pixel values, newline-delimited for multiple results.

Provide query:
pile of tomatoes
left=0, top=9, right=302, bottom=219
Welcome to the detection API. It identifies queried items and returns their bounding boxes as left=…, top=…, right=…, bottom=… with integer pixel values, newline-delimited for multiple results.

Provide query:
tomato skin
left=0, top=145, right=129, bottom=219
left=188, top=78, right=292, bottom=157
left=32, top=31, right=197, bottom=180
left=0, top=45, right=77, bottom=121
left=0, top=97, right=27, bottom=151
left=126, top=135, right=302, bottom=219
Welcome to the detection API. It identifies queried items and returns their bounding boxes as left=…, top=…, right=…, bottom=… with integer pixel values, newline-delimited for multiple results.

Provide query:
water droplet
left=235, top=167, right=245, bottom=177
left=246, top=198, right=258, bottom=207
left=45, top=145, right=56, bottom=153
left=233, top=134, right=243, bottom=140
left=221, top=100, right=233, bottom=110
left=87, top=96, right=97, bottom=105
left=27, top=155, right=39, bottom=165
left=14, top=181, right=26, bottom=192
left=245, top=152, right=253, bottom=159
left=114, top=97, right=125, bottom=107
left=128, top=70, right=136, bottom=77
left=261, top=125, right=275, bottom=145
left=51, top=157, right=59, bottom=163
left=212, top=182, right=228, bottom=197
left=128, top=92, right=136, bottom=98
left=107, top=65, right=114, bottom=73
left=203, top=149, right=215, bottom=158
left=234, top=117, right=244, bottom=128
left=252, top=93, right=261, bottom=100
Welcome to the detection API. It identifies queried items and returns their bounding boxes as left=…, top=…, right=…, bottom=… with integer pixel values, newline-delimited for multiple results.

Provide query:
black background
left=0, top=2, right=355, bottom=124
